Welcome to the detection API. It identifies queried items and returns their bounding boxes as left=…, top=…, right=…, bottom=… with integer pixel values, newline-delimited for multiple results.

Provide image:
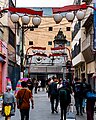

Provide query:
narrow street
left=1, top=89, right=96, bottom=120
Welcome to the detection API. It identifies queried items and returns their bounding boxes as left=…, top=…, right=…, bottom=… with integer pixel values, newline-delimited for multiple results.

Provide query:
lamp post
left=10, top=14, right=41, bottom=78
left=0, top=3, right=96, bottom=80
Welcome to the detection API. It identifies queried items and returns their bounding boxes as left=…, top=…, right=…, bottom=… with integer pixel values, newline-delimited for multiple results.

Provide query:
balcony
left=82, top=34, right=93, bottom=51
left=72, top=39, right=81, bottom=59
left=72, top=21, right=81, bottom=40
left=82, top=34, right=94, bottom=63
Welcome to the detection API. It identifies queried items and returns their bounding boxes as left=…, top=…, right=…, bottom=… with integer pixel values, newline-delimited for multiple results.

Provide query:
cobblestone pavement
left=0, top=90, right=96, bottom=120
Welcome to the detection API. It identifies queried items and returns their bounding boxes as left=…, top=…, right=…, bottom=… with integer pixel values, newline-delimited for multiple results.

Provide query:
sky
left=16, top=0, right=74, bottom=7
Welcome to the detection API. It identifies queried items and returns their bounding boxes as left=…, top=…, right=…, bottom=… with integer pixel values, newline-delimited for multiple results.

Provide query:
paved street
left=0, top=90, right=96, bottom=120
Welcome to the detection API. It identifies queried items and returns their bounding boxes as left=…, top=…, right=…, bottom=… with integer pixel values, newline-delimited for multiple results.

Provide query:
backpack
left=74, top=83, right=82, bottom=93
left=50, top=82, right=57, bottom=95
left=59, top=88, right=67, bottom=101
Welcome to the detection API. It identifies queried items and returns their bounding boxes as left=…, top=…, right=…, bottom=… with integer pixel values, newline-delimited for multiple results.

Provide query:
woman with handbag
left=2, top=86, right=16, bottom=120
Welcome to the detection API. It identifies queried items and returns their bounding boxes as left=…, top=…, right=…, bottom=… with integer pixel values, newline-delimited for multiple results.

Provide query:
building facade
left=0, top=0, right=21, bottom=93
left=24, top=15, right=72, bottom=81
left=72, top=0, right=96, bottom=90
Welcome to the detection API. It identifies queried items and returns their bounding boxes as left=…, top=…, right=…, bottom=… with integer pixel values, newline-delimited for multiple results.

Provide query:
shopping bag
left=66, top=112, right=76, bottom=120
left=66, top=103, right=76, bottom=120
left=4, top=105, right=11, bottom=116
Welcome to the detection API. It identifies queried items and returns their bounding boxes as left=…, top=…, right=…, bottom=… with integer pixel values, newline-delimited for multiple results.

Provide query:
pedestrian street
left=0, top=90, right=96, bottom=120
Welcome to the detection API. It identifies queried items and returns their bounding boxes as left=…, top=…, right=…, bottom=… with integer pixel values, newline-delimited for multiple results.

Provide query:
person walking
left=85, top=84, right=96, bottom=120
left=59, top=80, right=71, bottom=120
left=16, top=81, right=34, bottom=120
left=48, top=76, right=59, bottom=114
left=27, top=78, right=34, bottom=93
left=34, top=79, right=38, bottom=94
left=82, top=78, right=89, bottom=113
left=2, top=86, right=16, bottom=120
left=72, top=77, right=83, bottom=115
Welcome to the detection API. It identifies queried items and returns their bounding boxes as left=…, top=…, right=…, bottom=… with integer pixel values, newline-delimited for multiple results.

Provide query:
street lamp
left=52, top=3, right=96, bottom=23
left=10, top=14, right=41, bottom=78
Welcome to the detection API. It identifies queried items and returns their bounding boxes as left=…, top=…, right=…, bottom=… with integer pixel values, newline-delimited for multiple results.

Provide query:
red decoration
left=32, top=53, right=47, bottom=57
left=32, top=47, right=46, bottom=50
left=52, top=4, right=87, bottom=13
left=49, top=53, right=65, bottom=57
left=0, top=7, right=43, bottom=16
left=51, top=46, right=65, bottom=50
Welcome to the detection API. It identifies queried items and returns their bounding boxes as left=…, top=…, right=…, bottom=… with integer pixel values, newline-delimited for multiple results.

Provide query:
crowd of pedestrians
left=47, top=76, right=96, bottom=120
left=1, top=76, right=96, bottom=120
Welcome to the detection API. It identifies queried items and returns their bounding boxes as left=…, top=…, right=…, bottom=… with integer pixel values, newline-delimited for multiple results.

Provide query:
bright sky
left=16, top=0, right=74, bottom=7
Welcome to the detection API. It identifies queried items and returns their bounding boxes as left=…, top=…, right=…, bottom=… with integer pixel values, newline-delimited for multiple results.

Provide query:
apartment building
left=0, top=0, right=21, bottom=92
left=72, top=0, right=96, bottom=90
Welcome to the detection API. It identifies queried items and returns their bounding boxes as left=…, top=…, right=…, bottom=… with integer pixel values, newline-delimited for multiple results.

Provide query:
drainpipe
left=93, top=1, right=96, bottom=90
left=93, top=1, right=96, bottom=50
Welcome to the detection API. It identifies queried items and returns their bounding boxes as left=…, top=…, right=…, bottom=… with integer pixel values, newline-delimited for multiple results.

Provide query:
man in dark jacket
left=59, top=80, right=71, bottom=120
left=48, top=76, right=59, bottom=114
left=72, top=77, right=83, bottom=115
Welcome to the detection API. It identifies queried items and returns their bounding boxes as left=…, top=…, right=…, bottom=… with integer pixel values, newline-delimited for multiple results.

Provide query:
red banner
left=52, top=4, right=87, bottom=13
left=0, top=7, right=43, bottom=16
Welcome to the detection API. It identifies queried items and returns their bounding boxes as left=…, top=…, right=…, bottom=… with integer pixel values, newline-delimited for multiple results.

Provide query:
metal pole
left=20, top=26, right=24, bottom=78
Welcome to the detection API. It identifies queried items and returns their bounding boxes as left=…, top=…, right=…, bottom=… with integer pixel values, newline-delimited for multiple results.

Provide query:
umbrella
left=21, top=78, right=28, bottom=81
left=15, top=78, right=28, bottom=95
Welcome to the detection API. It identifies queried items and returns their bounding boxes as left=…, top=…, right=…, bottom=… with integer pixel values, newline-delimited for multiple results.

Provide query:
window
left=9, top=28, right=15, bottom=48
left=48, top=41, right=52, bottom=45
left=29, top=41, right=33, bottom=45
left=66, top=27, right=70, bottom=31
left=16, top=45, right=20, bottom=55
left=9, top=0, right=15, bottom=7
left=17, top=22, right=20, bottom=36
left=49, top=27, right=53, bottom=31
left=0, top=29, right=3, bottom=39
left=66, top=41, right=70, bottom=46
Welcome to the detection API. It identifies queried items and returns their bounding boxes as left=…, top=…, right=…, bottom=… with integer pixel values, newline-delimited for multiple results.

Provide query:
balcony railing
left=72, top=40, right=81, bottom=59
left=72, top=21, right=81, bottom=40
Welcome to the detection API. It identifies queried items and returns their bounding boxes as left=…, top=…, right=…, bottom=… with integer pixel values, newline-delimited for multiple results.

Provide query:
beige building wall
left=24, top=16, right=72, bottom=56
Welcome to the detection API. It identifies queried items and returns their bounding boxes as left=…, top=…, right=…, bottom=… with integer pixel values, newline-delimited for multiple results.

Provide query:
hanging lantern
left=10, top=13, right=19, bottom=23
left=65, top=12, right=75, bottom=22
left=21, top=15, right=30, bottom=25
left=32, top=16, right=41, bottom=26
left=53, top=13, right=63, bottom=24
left=76, top=10, right=85, bottom=21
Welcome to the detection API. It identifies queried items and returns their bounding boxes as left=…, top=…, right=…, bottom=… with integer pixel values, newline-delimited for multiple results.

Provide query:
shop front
left=0, top=40, right=7, bottom=93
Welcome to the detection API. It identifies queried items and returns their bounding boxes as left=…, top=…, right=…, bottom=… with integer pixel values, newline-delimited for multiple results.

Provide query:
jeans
left=75, top=97, right=83, bottom=114
left=20, top=109, right=29, bottom=120
left=60, top=105, right=67, bottom=120
left=50, top=95, right=59, bottom=113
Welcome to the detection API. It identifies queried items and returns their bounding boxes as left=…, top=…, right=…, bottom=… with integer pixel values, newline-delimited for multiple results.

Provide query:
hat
left=6, top=86, right=11, bottom=90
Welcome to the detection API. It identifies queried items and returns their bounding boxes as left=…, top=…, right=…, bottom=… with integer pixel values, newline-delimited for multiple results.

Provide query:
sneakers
left=51, top=111, right=54, bottom=114
left=54, top=109, right=58, bottom=113
left=76, top=113, right=79, bottom=115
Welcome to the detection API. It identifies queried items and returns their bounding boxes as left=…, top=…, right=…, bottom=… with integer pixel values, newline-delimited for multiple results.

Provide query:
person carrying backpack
left=72, top=77, right=83, bottom=115
left=82, top=78, right=89, bottom=113
left=48, top=76, right=59, bottom=114
left=59, top=80, right=71, bottom=120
